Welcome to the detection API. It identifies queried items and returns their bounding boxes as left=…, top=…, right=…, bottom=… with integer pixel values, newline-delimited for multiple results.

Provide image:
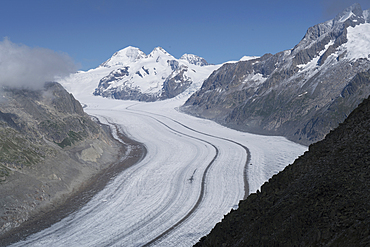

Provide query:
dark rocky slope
left=0, top=82, right=122, bottom=238
left=182, top=4, right=370, bottom=145
left=194, top=94, right=370, bottom=246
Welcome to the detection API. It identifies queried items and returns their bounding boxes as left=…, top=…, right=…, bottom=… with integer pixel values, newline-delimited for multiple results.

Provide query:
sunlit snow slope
left=10, top=54, right=306, bottom=247
left=92, top=46, right=220, bottom=101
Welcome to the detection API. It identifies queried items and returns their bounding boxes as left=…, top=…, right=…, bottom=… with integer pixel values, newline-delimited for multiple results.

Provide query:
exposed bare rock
left=0, top=82, right=122, bottom=238
left=182, top=4, right=370, bottom=145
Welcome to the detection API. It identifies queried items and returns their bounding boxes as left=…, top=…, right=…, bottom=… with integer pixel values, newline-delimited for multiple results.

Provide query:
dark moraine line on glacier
left=137, top=117, right=219, bottom=247
left=103, top=109, right=220, bottom=247
left=124, top=105, right=250, bottom=247
left=168, top=117, right=250, bottom=199
left=0, top=120, right=147, bottom=247
left=127, top=105, right=251, bottom=199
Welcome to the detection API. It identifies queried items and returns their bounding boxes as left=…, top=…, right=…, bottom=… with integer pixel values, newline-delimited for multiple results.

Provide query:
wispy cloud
left=0, top=38, right=77, bottom=90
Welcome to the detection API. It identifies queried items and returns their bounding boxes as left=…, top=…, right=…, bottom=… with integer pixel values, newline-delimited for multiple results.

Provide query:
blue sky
left=1, top=0, right=370, bottom=70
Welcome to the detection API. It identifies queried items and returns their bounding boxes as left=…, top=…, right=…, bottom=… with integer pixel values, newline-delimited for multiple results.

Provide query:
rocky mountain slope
left=194, top=86, right=370, bottom=246
left=92, top=46, right=220, bottom=101
left=182, top=3, right=370, bottom=145
left=0, top=82, right=122, bottom=238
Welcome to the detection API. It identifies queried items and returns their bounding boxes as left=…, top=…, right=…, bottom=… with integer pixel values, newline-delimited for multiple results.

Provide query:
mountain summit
left=92, top=47, right=219, bottom=101
left=99, top=46, right=146, bottom=67
left=180, top=54, right=210, bottom=66
left=181, top=3, right=370, bottom=145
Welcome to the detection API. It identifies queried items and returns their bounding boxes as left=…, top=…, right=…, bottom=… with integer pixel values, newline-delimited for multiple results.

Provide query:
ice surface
left=343, top=23, right=370, bottom=61
left=11, top=63, right=306, bottom=247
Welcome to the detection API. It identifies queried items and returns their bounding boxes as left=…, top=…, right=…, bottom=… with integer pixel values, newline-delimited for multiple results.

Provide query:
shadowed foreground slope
left=195, top=95, right=370, bottom=246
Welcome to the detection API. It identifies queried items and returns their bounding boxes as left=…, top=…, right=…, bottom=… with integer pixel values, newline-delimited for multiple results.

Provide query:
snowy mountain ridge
left=182, top=3, right=370, bottom=145
left=92, top=46, right=220, bottom=101
left=291, top=3, right=370, bottom=64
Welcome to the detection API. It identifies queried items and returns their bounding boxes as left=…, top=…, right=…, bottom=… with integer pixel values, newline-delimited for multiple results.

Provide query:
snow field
left=345, top=23, right=370, bottom=61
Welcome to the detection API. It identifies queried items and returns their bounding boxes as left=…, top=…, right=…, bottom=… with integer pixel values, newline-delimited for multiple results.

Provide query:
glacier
left=9, top=69, right=306, bottom=246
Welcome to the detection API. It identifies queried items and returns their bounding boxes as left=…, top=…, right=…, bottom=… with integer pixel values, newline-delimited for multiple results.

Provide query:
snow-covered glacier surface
left=11, top=74, right=307, bottom=247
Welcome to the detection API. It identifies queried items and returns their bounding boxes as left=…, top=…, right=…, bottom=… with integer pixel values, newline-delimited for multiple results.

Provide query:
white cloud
left=0, top=38, right=77, bottom=90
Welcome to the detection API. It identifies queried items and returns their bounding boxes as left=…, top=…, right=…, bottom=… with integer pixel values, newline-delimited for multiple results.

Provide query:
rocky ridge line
left=182, top=3, right=370, bottom=145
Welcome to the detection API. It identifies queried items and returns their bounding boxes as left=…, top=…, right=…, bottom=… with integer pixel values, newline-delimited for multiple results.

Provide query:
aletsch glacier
left=10, top=47, right=306, bottom=246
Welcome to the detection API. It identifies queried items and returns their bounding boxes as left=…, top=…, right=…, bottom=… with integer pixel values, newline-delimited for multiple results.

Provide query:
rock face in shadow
left=194, top=95, right=370, bottom=246
left=182, top=4, right=370, bottom=145
left=0, top=82, right=121, bottom=237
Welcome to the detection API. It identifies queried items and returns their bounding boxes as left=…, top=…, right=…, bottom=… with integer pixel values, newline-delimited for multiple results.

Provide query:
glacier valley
left=9, top=69, right=306, bottom=246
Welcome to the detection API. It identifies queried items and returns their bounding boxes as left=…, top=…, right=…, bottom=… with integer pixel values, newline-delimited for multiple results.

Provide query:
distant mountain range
left=70, top=3, right=370, bottom=147
left=181, top=3, right=370, bottom=145
left=92, top=46, right=220, bottom=101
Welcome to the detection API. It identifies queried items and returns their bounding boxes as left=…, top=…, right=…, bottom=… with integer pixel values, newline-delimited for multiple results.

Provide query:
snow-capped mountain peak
left=293, top=3, right=370, bottom=57
left=100, top=46, right=146, bottom=68
left=180, top=54, right=209, bottom=66
left=334, top=3, right=363, bottom=23
left=85, top=46, right=222, bottom=101
left=148, top=47, right=172, bottom=57
left=291, top=3, right=370, bottom=68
